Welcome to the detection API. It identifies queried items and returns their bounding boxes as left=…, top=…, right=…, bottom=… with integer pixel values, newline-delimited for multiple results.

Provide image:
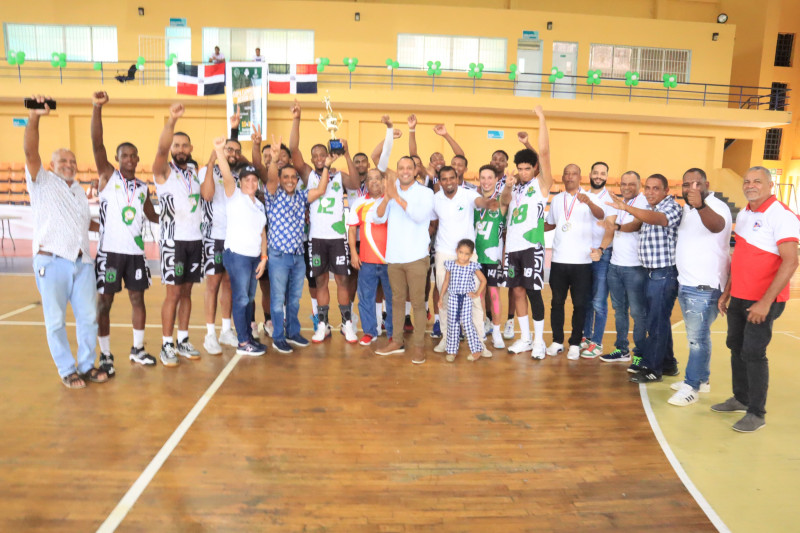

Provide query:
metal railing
left=0, top=60, right=789, bottom=111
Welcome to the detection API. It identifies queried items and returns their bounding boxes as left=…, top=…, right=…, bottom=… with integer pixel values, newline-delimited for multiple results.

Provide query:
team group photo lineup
left=26, top=85, right=799, bottom=436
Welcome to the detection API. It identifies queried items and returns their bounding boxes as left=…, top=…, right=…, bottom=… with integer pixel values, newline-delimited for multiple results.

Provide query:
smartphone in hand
left=24, top=98, right=57, bottom=111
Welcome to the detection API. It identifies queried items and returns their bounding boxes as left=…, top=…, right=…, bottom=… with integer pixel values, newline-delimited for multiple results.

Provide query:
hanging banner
left=225, top=62, right=267, bottom=138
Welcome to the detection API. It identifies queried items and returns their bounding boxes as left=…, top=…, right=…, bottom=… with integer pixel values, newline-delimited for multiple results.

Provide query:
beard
left=590, top=178, right=606, bottom=190
left=171, top=152, right=189, bottom=165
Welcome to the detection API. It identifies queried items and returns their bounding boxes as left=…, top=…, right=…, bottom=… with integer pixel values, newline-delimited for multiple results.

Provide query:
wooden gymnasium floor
left=1, top=245, right=798, bottom=532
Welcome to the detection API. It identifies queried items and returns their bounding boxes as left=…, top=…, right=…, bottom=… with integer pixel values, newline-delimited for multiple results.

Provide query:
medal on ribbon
left=121, top=205, right=136, bottom=225
left=121, top=178, right=137, bottom=225
left=562, top=191, right=578, bottom=232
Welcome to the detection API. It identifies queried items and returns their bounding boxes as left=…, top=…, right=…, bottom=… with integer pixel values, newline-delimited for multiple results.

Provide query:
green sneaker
left=627, top=355, right=643, bottom=374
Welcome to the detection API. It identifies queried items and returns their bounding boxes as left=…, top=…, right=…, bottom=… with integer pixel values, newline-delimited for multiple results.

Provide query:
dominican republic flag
left=268, top=64, right=317, bottom=94
left=176, top=62, right=226, bottom=96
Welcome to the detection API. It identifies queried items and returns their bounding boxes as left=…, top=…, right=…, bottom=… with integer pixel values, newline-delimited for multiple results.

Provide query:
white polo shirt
left=676, top=193, right=733, bottom=289
left=586, top=187, right=616, bottom=248
left=431, top=187, right=481, bottom=255
left=225, top=189, right=266, bottom=257
left=611, top=193, right=649, bottom=267
left=545, top=190, right=596, bottom=264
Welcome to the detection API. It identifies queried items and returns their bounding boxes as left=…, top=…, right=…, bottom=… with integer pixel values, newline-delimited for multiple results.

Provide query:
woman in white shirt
left=212, top=137, right=268, bottom=356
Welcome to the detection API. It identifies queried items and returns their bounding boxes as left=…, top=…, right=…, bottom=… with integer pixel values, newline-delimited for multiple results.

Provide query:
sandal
left=81, top=367, right=109, bottom=384
left=61, top=372, right=86, bottom=389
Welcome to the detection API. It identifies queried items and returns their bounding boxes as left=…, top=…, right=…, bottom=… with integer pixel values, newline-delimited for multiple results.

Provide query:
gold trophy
left=319, top=93, right=345, bottom=154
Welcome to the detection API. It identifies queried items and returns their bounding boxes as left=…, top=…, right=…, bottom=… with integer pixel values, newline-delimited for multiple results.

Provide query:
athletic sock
left=177, top=330, right=189, bottom=343
left=425, top=301, right=429, bottom=312
left=311, top=298, right=318, bottom=315
left=434, top=313, right=440, bottom=323
left=339, top=304, right=352, bottom=322
left=517, top=316, right=531, bottom=342
left=98, top=335, right=111, bottom=354
left=492, top=327, right=503, bottom=345
left=375, top=303, right=382, bottom=321
left=405, top=301, right=412, bottom=316
left=533, top=319, right=544, bottom=345
left=133, top=329, right=145, bottom=350
left=318, top=305, right=329, bottom=324
left=206, top=324, right=216, bottom=336
left=221, top=318, right=232, bottom=332
left=162, top=336, right=174, bottom=346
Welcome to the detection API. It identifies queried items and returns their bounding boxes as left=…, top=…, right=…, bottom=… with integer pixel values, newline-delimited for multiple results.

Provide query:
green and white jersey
left=505, top=178, right=547, bottom=253
left=474, top=205, right=505, bottom=264
left=308, top=169, right=347, bottom=240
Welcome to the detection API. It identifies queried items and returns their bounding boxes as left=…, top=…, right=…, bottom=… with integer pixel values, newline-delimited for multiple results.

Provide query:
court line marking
left=0, top=303, right=39, bottom=321
left=96, top=352, right=243, bottom=533
left=639, top=384, right=730, bottom=533
left=781, top=332, right=800, bottom=341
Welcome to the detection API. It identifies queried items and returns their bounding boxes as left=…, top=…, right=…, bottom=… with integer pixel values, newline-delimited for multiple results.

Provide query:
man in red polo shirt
left=715, top=166, right=799, bottom=432
left=348, top=169, right=392, bottom=346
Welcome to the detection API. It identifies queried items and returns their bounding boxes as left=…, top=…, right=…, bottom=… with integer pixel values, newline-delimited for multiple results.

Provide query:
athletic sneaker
left=627, top=355, right=643, bottom=373
left=667, top=383, right=698, bottom=406
left=261, top=320, right=274, bottom=338
left=502, top=319, right=515, bottom=340
left=662, top=363, right=680, bottom=377
left=99, top=352, right=116, bottom=378
left=546, top=342, right=564, bottom=357
left=381, top=312, right=387, bottom=334
left=566, top=345, right=581, bottom=360
left=579, top=337, right=590, bottom=351
left=433, top=338, right=447, bottom=353
left=203, top=333, right=222, bottom=355
left=600, top=349, right=631, bottom=363
left=176, top=339, right=201, bottom=360
left=430, top=320, right=442, bottom=339
left=375, top=342, right=405, bottom=356
left=483, top=318, right=493, bottom=335
left=531, top=341, right=546, bottom=360
left=160, top=343, right=180, bottom=367
left=272, top=339, right=293, bottom=354
left=732, top=413, right=765, bottom=433
left=404, top=315, right=414, bottom=333
left=236, top=341, right=266, bottom=356
left=342, top=320, right=358, bottom=343
left=630, top=368, right=662, bottom=383
left=286, top=334, right=310, bottom=347
left=710, top=397, right=747, bottom=413
left=445, top=353, right=456, bottom=363
left=218, top=329, right=238, bottom=347
left=312, top=322, right=332, bottom=343
left=508, top=337, right=533, bottom=354
left=492, top=336, right=506, bottom=350
left=251, top=325, right=260, bottom=340
left=671, top=380, right=710, bottom=393
left=580, top=342, right=603, bottom=359
left=129, top=346, right=156, bottom=366
left=359, top=334, right=376, bottom=346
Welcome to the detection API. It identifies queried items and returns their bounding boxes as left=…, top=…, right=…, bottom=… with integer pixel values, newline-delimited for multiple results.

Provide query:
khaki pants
left=388, top=256, right=429, bottom=349
left=435, top=251, right=485, bottom=345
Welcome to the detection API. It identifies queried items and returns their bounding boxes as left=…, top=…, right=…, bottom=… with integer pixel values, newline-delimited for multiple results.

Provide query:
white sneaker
left=668, top=382, right=699, bottom=406
left=579, top=337, right=590, bottom=351
left=508, top=337, right=533, bottom=354
left=546, top=342, right=564, bottom=357
left=434, top=338, right=447, bottom=353
left=218, top=329, right=238, bottom=347
left=203, top=333, right=222, bottom=355
left=481, top=347, right=493, bottom=359
left=484, top=318, right=493, bottom=335
left=260, top=320, right=274, bottom=338
left=312, top=321, right=331, bottom=343
left=492, top=336, right=505, bottom=350
left=567, top=345, right=581, bottom=360
left=502, top=319, right=515, bottom=340
left=671, top=380, right=710, bottom=393
left=531, top=341, right=546, bottom=360
left=342, top=320, right=358, bottom=343
left=251, top=326, right=260, bottom=340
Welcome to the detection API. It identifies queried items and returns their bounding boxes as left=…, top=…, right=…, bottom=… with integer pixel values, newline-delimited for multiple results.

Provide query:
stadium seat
left=9, top=162, right=24, bottom=171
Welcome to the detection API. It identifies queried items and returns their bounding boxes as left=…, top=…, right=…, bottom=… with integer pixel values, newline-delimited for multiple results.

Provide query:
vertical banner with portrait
left=225, top=62, right=267, bottom=138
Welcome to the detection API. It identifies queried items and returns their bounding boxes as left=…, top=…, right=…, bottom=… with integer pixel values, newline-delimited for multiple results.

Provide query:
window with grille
left=763, top=129, right=782, bottom=160
left=774, top=33, right=794, bottom=67
left=3, top=23, right=117, bottom=62
left=769, top=82, right=788, bottom=111
left=397, top=34, right=507, bottom=72
left=589, top=44, right=690, bottom=82
left=202, top=28, right=313, bottom=63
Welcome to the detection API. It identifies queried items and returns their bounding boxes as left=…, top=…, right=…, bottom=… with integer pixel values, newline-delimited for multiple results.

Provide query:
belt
left=38, top=250, right=83, bottom=259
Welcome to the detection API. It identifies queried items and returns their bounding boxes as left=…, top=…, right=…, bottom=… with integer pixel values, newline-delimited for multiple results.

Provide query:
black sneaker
left=129, top=346, right=157, bottom=366
left=662, top=363, right=680, bottom=377
left=236, top=341, right=266, bottom=356
left=99, top=352, right=116, bottom=378
left=627, top=355, right=643, bottom=374
left=630, top=368, right=662, bottom=383
left=600, top=348, right=630, bottom=363
left=403, top=315, right=414, bottom=333
left=286, top=334, right=310, bottom=347
left=272, top=339, right=294, bottom=354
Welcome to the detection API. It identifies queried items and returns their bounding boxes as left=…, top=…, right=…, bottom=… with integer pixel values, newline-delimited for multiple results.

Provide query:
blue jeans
left=357, top=262, right=393, bottom=338
left=641, top=266, right=679, bottom=375
left=33, top=254, right=98, bottom=377
left=607, top=263, right=647, bottom=355
left=678, top=285, right=721, bottom=390
left=223, top=249, right=260, bottom=345
left=583, top=247, right=611, bottom=344
left=268, top=247, right=305, bottom=343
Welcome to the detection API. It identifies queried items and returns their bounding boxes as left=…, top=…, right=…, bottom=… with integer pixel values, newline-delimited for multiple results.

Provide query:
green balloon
left=343, top=57, right=349, bottom=65
left=435, top=61, right=441, bottom=68
left=427, top=60, right=433, bottom=67
left=385, top=58, right=392, bottom=66
left=469, top=62, right=476, bottom=70
left=477, top=63, right=484, bottom=71
left=93, top=61, right=102, bottom=70
left=508, top=72, right=516, bottom=81
left=348, top=64, right=356, bottom=72
left=435, top=68, right=442, bottom=75
left=352, top=58, right=358, bottom=66
left=16, top=51, right=25, bottom=65
left=52, top=52, right=59, bottom=60
left=8, top=50, right=17, bottom=66
left=59, top=52, right=66, bottom=62
left=322, top=57, right=330, bottom=66
left=475, top=71, right=483, bottom=79
left=51, top=59, right=59, bottom=68
left=318, top=64, right=325, bottom=72
left=137, top=55, right=145, bottom=65
left=164, top=58, right=173, bottom=67
left=509, top=64, right=517, bottom=72
left=59, top=59, right=66, bottom=68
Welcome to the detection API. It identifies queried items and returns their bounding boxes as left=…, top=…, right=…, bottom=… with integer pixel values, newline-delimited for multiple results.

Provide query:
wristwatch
left=614, top=223, right=621, bottom=231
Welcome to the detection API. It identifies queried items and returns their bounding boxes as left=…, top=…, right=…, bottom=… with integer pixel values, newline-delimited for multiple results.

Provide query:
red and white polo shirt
left=731, top=195, right=800, bottom=302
